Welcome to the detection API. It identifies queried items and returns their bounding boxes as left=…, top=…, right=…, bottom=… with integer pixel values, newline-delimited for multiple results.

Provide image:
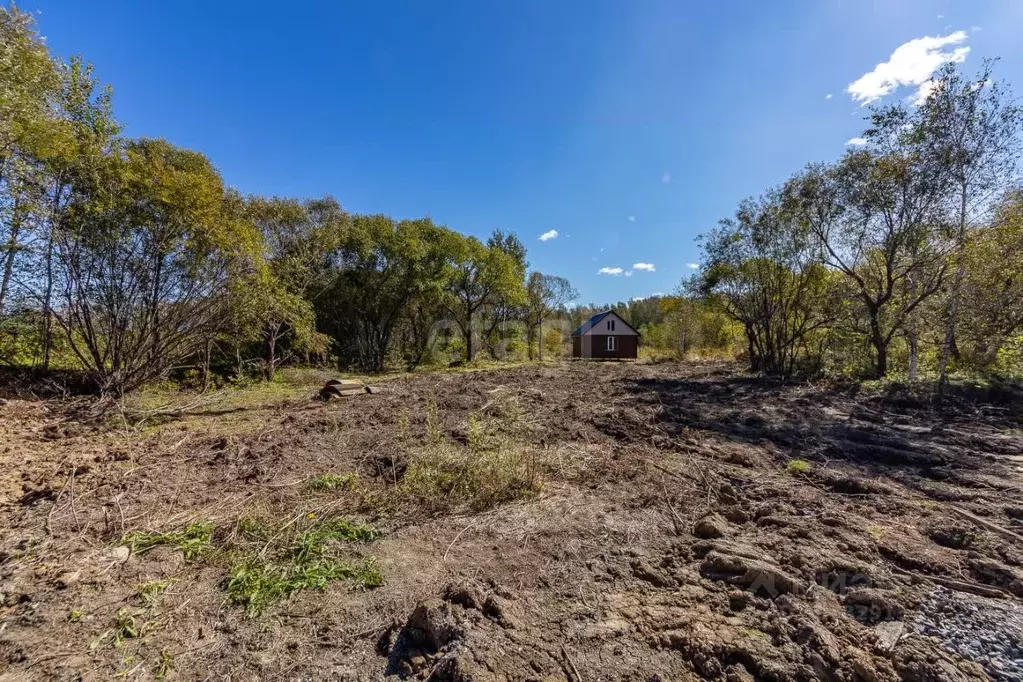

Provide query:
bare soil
left=2, top=361, right=1022, bottom=681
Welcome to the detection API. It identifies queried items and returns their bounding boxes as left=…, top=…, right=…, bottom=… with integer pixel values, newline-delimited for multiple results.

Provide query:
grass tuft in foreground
left=785, top=459, right=811, bottom=475
left=225, top=516, right=382, bottom=616
left=122, top=521, right=215, bottom=560
left=306, top=473, right=357, bottom=491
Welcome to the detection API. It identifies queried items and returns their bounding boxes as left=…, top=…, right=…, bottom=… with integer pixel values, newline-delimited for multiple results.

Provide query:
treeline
left=697, top=60, right=1023, bottom=382
left=0, top=7, right=578, bottom=394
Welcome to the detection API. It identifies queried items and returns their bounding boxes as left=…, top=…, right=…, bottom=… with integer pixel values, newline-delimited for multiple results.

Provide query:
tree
left=0, top=4, right=60, bottom=318
left=317, top=215, right=454, bottom=371
left=701, top=190, right=835, bottom=376
left=444, top=236, right=523, bottom=362
left=788, top=127, right=953, bottom=378
left=245, top=195, right=345, bottom=374
left=52, top=138, right=259, bottom=394
left=481, top=230, right=527, bottom=358
left=525, top=272, right=576, bottom=361
left=958, top=190, right=1023, bottom=370
left=915, top=61, right=1023, bottom=388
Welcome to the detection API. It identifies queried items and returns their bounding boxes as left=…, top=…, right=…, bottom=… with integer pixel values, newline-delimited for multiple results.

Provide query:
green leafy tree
left=444, top=236, right=524, bottom=362
left=788, top=133, right=953, bottom=378
left=525, top=272, right=576, bottom=361
left=53, top=138, right=259, bottom=394
left=914, top=61, right=1023, bottom=388
left=702, top=189, right=835, bottom=376
left=317, top=215, right=454, bottom=371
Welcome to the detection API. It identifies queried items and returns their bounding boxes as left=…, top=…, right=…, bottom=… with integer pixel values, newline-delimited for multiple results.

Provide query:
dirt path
left=1, top=361, right=1022, bottom=680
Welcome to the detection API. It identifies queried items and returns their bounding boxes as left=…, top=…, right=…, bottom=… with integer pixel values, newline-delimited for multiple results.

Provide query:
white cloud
left=632, top=262, right=656, bottom=272
left=846, top=31, right=970, bottom=106
left=631, top=296, right=647, bottom=302
left=598, top=267, right=623, bottom=276
left=937, top=14, right=944, bottom=19
left=538, top=229, right=558, bottom=241
left=628, top=216, right=636, bottom=222
left=971, top=25, right=982, bottom=32
left=625, top=270, right=633, bottom=277
left=687, top=262, right=699, bottom=269
left=661, top=173, right=671, bottom=184
left=912, top=79, right=937, bottom=105
left=846, top=137, right=867, bottom=146
left=825, top=93, right=833, bottom=100
left=651, top=292, right=665, bottom=297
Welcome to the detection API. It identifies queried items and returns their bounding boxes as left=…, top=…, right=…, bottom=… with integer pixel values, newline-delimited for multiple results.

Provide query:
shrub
left=785, top=459, right=811, bottom=475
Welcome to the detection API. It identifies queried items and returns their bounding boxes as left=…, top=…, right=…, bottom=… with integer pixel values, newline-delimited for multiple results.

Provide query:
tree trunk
left=266, top=328, right=278, bottom=381
left=938, top=183, right=969, bottom=395
left=0, top=203, right=23, bottom=317
left=201, top=338, right=212, bottom=393
left=464, top=310, right=474, bottom=363
left=41, top=232, right=55, bottom=369
left=908, top=328, right=919, bottom=382
left=537, top=318, right=543, bottom=362
left=871, top=333, right=888, bottom=379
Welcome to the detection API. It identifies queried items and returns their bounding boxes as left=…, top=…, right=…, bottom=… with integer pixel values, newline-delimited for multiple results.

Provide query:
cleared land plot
left=2, top=361, right=1022, bottom=680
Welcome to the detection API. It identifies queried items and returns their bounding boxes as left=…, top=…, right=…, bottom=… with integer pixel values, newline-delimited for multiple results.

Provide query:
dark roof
left=571, top=311, right=640, bottom=337
left=571, top=311, right=611, bottom=337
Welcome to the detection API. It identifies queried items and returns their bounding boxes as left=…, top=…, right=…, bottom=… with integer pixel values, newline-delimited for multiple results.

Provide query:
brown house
left=571, top=311, right=640, bottom=360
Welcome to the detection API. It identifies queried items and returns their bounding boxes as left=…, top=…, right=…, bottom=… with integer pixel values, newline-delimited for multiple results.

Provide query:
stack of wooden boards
left=318, top=379, right=382, bottom=401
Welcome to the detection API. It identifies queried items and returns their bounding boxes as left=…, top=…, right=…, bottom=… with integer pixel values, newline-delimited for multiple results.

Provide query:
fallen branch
left=948, top=505, right=1023, bottom=546
left=892, top=566, right=1014, bottom=600
left=561, top=644, right=583, bottom=682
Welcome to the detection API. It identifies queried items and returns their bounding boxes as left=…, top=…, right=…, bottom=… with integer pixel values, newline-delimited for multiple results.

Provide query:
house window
left=606, top=319, right=616, bottom=331
left=606, top=336, right=617, bottom=352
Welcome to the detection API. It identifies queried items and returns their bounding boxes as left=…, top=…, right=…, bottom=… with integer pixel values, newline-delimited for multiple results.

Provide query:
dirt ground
left=2, top=360, right=1023, bottom=681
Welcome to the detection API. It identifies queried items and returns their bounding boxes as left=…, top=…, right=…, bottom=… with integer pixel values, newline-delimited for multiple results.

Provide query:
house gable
left=574, top=311, right=639, bottom=337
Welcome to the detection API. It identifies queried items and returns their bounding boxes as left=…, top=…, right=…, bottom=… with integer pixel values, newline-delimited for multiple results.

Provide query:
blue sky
left=23, top=0, right=1023, bottom=303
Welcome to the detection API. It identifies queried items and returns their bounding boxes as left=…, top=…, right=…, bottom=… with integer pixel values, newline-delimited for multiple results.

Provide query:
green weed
left=866, top=525, right=887, bottom=540
left=238, top=517, right=272, bottom=540
left=154, top=649, right=173, bottom=680
left=226, top=555, right=382, bottom=617
left=122, top=521, right=214, bottom=560
left=224, top=516, right=382, bottom=616
left=785, top=459, right=811, bottom=475
left=306, top=473, right=357, bottom=491
left=68, top=608, right=82, bottom=623
left=137, top=579, right=175, bottom=607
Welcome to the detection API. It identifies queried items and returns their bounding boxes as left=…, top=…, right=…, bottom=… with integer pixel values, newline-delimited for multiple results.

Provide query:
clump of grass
left=785, top=459, right=811, bottom=475
left=866, top=525, right=887, bottom=540
left=426, top=398, right=443, bottom=444
left=137, top=579, right=175, bottom=607
left=466, top=412, right=487, bottom=453
left=402, top=440, right=545, bottom=512
left=238, top=517, right=272, bottom=540
left=306, top=473, right=357, bottom=491
left=292, top=518, right=380, bottom=560
left=226, top=556, right=382, bottom=617
left=68, top=608, right=82, bottom=624
left=92, top=608, right=145, bottom=649
left=224, top=516, right=382, bottom=616
left=154, top=649, right=174, bottom=680
left=122, top=521, right=214, bottom=560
